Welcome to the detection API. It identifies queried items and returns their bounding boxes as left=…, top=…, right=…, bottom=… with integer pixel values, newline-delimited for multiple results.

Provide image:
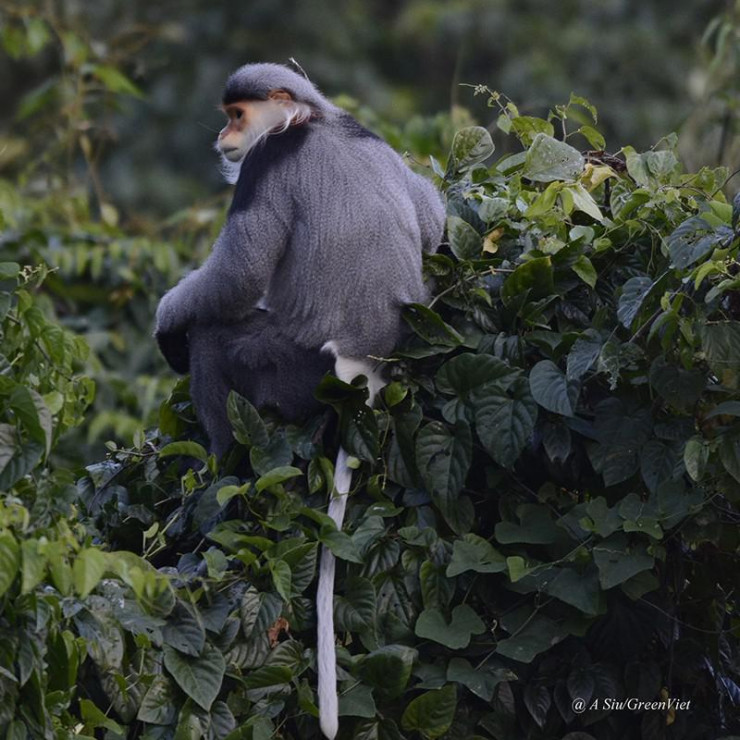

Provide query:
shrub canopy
left=1, top=92, right=740, bottom=739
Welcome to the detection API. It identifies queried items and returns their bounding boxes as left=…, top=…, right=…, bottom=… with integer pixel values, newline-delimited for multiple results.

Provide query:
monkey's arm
left=407, top=171, right=445, bottom=254
left=154, top=198, right=291, bottom=339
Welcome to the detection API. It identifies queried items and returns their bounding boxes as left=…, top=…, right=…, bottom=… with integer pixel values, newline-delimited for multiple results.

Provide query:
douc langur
left=154, top=62, right=445, bottom=739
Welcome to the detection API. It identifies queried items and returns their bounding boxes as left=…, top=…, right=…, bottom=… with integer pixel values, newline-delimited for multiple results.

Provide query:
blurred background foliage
left=0, top=0, right=739, bottom=461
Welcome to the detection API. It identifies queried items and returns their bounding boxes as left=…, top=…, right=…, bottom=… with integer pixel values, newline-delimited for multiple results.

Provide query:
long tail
left=315, top=347, right=384, bottom=739
left=317, top=446, right=352, bottom=739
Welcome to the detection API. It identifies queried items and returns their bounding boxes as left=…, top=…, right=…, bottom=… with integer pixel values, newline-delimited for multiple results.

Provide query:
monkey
left=154, top=62, right=445, bottom=739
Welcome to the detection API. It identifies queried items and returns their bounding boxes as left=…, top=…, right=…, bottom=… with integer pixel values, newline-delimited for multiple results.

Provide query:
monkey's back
left=260, top=114, right=444, bottom=358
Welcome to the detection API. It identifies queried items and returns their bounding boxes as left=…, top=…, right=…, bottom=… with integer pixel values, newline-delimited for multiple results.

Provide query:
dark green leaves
left=416, top=421, right=472, bottom=523
left=501, top=257, right=554, bottom=304
left=400, top=685, right=457, bottom=739
left=617, top=276, right=653, bottom=328
left=593, top=534, right=654, bottom=589
left=667, top=216, right=730, bottom=269
left=403, top=304, right=463, bottom=348
left=447, top=216, right=482, bottom=260
left=163, top=644, right=226, bottom=711
left=415, top=605, right=486, bottom=649
left=359, top=645, right=417, bottom=699
left=446, top=534, right=507, bottom=577
left=474, top=377, right=538, bottom=468
left=227, top=392, right=269, bottom=448
left=588, top=399, right=652, bottom=486
left=529, top=360, right=577, bottom=416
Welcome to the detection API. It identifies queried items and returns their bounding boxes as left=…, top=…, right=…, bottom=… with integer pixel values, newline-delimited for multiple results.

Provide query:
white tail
left=315, top=352, right=384, bottom=739
left=316, top=447, right=352, bottom=740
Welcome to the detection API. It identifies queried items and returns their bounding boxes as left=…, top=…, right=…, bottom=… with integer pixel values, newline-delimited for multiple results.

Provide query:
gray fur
left=155, top=62, right=444, bottom=441
left=188, top=313, right=333, bottom=456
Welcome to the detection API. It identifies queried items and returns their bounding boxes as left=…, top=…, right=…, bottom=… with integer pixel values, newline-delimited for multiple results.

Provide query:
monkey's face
left=217, top=90, right=302, bottom=164
left=218, top=101, right=263, bottom=162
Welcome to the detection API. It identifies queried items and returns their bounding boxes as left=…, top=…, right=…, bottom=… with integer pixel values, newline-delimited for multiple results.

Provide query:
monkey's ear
left=268, top=89, right=293, bottom=102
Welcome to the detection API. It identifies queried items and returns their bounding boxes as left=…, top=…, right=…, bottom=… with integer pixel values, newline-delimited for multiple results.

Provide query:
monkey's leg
left=188, top=325, right=238, bottom=457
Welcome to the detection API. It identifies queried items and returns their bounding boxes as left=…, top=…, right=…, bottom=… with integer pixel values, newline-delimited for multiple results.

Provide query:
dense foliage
left=2, top=81, right=740, bottom=739
left=0, top=1, right=727, bottom=215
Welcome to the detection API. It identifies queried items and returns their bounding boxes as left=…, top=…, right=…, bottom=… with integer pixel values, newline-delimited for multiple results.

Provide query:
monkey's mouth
left=220, top=147, right=243, bottom=162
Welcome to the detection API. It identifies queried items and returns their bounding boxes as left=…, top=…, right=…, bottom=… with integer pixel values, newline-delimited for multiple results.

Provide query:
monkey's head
left=216, top=63, right=327, bottom=175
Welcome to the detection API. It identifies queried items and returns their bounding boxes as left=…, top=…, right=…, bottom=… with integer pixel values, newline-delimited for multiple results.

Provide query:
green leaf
left=578, top=125, right=605, bottom=149
left=73, top=548, right=108, bottom=599
left=338, top=682, right=377, bottom=718
left=700, top=322, right=740, bottom=376
left=495, top=505, right=561, bottom=545
left=588, top=399, right=652, bottom=486
left=159, top=441, right=209, bottom=462
left=447, top=658, right=512, bottom=701
left=529, top=360, right=577, bottom=416
left=522, top=134, right=584, bottom=182
left=617, top=276, right=653, bottom=328
left=163, top=603, right=206, bottom=657
left=227, top=391, right=269, bottom=448
left=21, top=538, right=46, bottom=593
left=92, top=64, right=144, bottom=97
left=640, top=439, right=683, bottom=493
left=334, top=576, right=376, bottom=631
left=400, top=685, right=457, bottom=739
left=0, top=262, right=20, bottom=280
left=543, top=566, right=602, bottom=615
left=137, top=675, right=179, bottom=724
left=9, top=386, right=52, bottom=458
left=352, top=719, right=404, bottom=740
left=243, top=665, right=292, bottom=689
left=416, top=421, right=472, bottom=531
left=436, top=353, right=520, bottom=399
left=80, top=699, right=124, bottom=734
left=667, top=216, right=729, bottom=269
left=593, top=534, right=654, bottom=589
left=255, top=466, right=302, bottom=492
left=496, top=611, right=566, bottom=663
left=509, top=116, right=554, bottom=145
left=447, top=216, right=482, bottom=260
left=403, top=304, right=464, bottom=347
left=571, top=254, right=598, bottom=288
left=567, top=183, right=603, bottom=221
left=359, top=645, right=417, bottom=699
left=473, top=377, right=538, bottom=467
left=269, top=559, right=292, bottom=601
left=414, top=605, right=485, bottom=649
left=501, top=257, right=554, bottom=304
left=279, top=542, right=318, bottom=595
left=449, top=126, right=495, bottom=169
left=216, top=482, right=250, bottom=507
left=446, top=534, right=507, bottom=577
left=684, top=436, right=708, bottom=481
left=163, top=644, right=226, bottom=711
left=567, top=336, right=602, bottom=380
left=649, top=357, right=704, bottom=410
left=0, top=529, right=20, bottom=598
left=0, top=423, right=17, bottom=476
left=320, top=529, right=364, bottom=563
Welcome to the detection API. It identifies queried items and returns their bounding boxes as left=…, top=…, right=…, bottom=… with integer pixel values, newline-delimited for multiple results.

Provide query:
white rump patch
left=322, top=341, right=386, bottom=403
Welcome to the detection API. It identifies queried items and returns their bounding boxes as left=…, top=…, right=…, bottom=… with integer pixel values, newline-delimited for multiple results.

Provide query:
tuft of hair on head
left=287, top=57, right=310, bottom=81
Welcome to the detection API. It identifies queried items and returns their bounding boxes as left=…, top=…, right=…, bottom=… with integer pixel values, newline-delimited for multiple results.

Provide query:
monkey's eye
left=234, top=109, right=243, bottom=120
